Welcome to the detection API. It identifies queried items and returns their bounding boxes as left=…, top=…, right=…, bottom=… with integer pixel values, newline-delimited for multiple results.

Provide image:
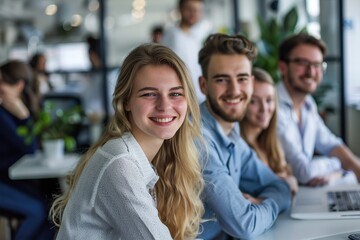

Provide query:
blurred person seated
left=240, top=67, right=298, bottom=195
left=162, top=0, right=212, bottom=103
left=81, top=36, right=116, bottom=121
left=0, top=60, right=55, bottom=239
left=277, top=33, right=360, bottom=186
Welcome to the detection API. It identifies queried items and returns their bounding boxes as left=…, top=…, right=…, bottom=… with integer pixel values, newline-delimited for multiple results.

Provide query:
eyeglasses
left=285, top=58, right=327, bottom=72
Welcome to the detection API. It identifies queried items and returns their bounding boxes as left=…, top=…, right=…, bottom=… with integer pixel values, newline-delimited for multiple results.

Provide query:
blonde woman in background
left=50, top=43, right=204, bottom=240
left=240, top=67, right=298, bottom=195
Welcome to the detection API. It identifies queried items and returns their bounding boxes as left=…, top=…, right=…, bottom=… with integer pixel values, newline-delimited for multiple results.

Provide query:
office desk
left=253, top=210, right=360, bottom=240
left=255, top=183, right=360, bottom=240
left=9, top=153, right=80, bottom=180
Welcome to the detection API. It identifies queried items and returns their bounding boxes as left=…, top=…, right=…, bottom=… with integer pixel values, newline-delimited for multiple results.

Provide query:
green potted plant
left=254, top=6, right=307, bottom=83
left=17, top=101, right=84, bottom=160
left=253, top=6, right=332, bottom=110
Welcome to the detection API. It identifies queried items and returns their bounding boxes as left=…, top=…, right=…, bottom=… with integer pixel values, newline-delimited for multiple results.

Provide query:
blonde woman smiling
left=240, top=67, right=298, bottom=195
left=50, top=44, right=204, bottom=240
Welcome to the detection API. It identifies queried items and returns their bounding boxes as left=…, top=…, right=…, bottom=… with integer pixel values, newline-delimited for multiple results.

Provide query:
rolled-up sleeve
left=201, top=136, right=291, bottom=239
left=277, top=100, right=343, bottom=184
left=313, top=113, right=343, bottom=155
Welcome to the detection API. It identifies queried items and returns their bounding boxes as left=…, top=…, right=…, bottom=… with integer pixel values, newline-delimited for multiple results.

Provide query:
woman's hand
left=1, top=96, right=29, bottom=119
left=242, top=193, right=265, bottom=205
left=306, top=171, right=343, bottom=187
left=282, top=175, right=298, bottom=197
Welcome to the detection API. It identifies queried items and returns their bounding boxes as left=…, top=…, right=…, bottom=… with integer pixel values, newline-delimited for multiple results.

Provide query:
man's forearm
left=330, top=145, right=360, bottom=182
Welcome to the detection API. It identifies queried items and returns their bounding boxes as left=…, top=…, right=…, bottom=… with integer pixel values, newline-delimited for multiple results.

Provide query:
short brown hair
left=198, top=33, right=257, bottom=78
left=278, top=33, right=327, bottom=61
left=178, top=0, right=203, bottom=9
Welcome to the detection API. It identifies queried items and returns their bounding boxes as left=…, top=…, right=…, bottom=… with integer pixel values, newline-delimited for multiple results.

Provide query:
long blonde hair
left=240, top=67, right=289, bottom=174
left=50, top=43, right=204, bottom=239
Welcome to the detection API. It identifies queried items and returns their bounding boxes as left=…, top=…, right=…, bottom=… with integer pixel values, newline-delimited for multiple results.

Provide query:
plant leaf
left=64, top=136, right=76, bottom=152
left=283, top=6, right=298, bottom=33
left=17, top=126, right=29, bottom=136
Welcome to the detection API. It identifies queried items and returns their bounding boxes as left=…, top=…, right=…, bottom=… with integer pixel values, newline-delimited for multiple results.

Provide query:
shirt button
left=235, top=168, right=238, bottom=172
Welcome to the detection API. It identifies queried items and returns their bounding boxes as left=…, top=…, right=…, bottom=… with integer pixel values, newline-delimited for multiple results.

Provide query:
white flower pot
left=43, top=139, right=65, bottom=167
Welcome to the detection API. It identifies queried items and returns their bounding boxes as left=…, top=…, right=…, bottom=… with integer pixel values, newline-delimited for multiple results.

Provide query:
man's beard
left=287, top=70, right=317, bottom=95
left=207, top=94, right=248, bottom=122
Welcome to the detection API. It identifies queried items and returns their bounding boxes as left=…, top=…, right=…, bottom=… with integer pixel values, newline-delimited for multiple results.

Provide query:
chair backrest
left=41, top=92, right=90, bottom=152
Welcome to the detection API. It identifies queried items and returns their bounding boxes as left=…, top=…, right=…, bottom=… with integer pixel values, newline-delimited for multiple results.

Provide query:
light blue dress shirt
left=198, top=102, right=291, bottom=240
left=276, top=82, right=343, bottom=184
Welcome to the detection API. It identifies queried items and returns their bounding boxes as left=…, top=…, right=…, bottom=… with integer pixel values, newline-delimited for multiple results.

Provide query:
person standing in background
left=29, top=53, right=52, bottom=102
left=240, top=67, right=298, bottom=195
left=87, top=36, right=102, bottom=70
left=151, top=25, right=164, bottom=43
left=85, top=35, right=106, bottom=119
left=84, top=35, right=116, bottom=119
left=162, top=0, right=212, bottom=103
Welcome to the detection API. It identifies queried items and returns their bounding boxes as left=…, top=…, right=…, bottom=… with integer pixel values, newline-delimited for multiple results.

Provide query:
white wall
left=345, top=0, right=360, bottom=154
left=347, top=106, right=360, bottom=156
left=344, top=0, right=360, bottom=105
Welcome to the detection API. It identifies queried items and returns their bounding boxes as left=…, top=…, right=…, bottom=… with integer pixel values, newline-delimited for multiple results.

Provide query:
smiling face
left=200, top=54, right=253, bottom=128
left=245, top=81, right=276, bottom=130
left=280, top=44, right=324, bottom=96
left=125, top=64, right=187, bottom=144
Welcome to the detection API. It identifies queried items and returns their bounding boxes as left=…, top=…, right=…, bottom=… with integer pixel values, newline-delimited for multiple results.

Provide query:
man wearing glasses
left=277, top=33, right=360, bottom=186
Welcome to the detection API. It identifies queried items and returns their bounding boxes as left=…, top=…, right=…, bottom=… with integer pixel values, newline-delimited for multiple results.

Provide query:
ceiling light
left=45, top=4, right=58, bottom=16
left=71, top=14, right=83, bottom=27
left=88, top=0, right=99, bottom=12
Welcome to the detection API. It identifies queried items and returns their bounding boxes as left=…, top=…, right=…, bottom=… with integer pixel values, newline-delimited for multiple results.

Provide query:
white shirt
left=57, top=132, right=172, bottom=240
left=276, top=82, right=343, bottom=184
left=162, top=20, right=212, bottom=103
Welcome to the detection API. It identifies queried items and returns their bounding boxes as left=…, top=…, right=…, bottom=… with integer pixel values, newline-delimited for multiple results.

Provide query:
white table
left=254, top=185, right=360, bottom=240
left=253, top=210, right=360, bottom=240
left=9, top=153, right=80, bottom=180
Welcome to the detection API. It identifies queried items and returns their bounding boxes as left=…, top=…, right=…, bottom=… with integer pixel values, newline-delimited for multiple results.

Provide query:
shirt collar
left=200, top=102, right=239, bottom=148
left=120, top=132, right=159, bottom=189
left=277, top=81, right=313, bottom=110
